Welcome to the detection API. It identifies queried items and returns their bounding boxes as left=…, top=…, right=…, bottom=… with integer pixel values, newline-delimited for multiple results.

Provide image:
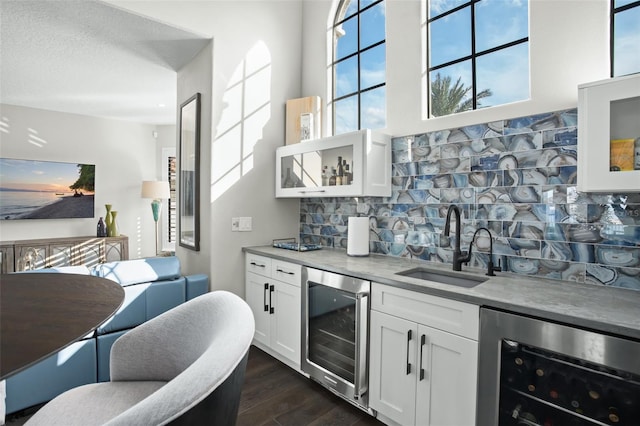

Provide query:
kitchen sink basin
left=395, top=268, right=488, bottom=288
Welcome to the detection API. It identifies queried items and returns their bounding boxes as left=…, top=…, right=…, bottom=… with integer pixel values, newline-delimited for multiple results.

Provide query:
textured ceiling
left=0, top=0, right=211, bottom=125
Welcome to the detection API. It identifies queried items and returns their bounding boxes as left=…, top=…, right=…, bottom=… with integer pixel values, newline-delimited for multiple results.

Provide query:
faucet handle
left=487, top=258, right=501, bottom=277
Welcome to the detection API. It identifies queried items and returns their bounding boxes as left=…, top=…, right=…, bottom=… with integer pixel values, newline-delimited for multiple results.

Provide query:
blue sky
left=0, top=158, right=83, bottom=192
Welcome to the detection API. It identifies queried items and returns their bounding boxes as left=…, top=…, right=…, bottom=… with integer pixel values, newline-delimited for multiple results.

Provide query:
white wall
left=176, top=41, right=214, bottom=278
left=111, top=1, right=302, bottom=295
left=0, top=104, right=160, bottom=258
left=302, top=0, right=610, bottom=137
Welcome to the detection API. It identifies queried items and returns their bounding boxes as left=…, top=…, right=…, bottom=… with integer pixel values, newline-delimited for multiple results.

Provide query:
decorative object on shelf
left=105, top=204, right=113, bottom=235
left=610, top=139, right=635, bottom=171
left=336, top=156, right=344, bottom=185
left=272, top=238, right=322, bottom=252
left=179, top=93, right=201, bottom=251
left=285, top=96, right=322, bottom=145
left=283, top=168, right=295, bottom=188
left=300, top=113, right=313, bottom=141
left=108, top=211, right=119, bottom=237
left=141, top=180, right=171, bottom=255
left=97, top=217, right=107, bottom=237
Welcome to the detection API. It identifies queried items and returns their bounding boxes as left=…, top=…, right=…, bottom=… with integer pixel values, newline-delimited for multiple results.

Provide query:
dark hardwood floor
left=237, top=346, right=384, bottom=426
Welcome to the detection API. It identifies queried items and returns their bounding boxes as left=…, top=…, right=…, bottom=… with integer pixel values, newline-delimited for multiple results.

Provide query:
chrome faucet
left=444, top=205, right=469, bottom=271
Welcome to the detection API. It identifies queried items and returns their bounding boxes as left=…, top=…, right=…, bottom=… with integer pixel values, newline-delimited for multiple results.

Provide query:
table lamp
left=141, top=180, right=170, bottom=255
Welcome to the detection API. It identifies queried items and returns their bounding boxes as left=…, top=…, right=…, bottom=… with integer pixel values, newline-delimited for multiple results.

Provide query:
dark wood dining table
left=0, top=273, right=124, bottom=380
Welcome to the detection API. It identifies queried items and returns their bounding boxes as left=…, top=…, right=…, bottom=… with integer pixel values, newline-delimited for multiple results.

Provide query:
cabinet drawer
left=246, top=254, right=272, bottom=277
left=271, top=260, right=301, bottom=287
left=371, top=283, right=479, bottom=340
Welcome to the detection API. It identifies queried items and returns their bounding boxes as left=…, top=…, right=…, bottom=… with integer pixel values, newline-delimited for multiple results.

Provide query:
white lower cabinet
left=369, top=284, right=479, bottom=426
left=245, top=254, right=301, bottom=368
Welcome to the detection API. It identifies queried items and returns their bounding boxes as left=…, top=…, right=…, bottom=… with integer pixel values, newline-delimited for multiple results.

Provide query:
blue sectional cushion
left=96, top=330, right=128, bottom=382
left=96, top=284, right=149, bottom=335
left=186, top=274, right=209, bottom=300
left=93, top=256, right=180, bottom=286
left=146, top=278, right=186, bottom=320
left=5, top=338, right=97, bottom=414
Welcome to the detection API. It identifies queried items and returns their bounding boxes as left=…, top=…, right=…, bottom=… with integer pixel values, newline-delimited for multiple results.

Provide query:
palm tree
left=430, top=73, right=492, bottom=117
left=70, top=164, right=95, bottom=192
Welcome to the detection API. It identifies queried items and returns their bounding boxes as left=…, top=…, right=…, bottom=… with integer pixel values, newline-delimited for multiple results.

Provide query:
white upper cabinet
left=577, top=74, right=640, bottom=192
left=275, top=129, right=391, bottom=198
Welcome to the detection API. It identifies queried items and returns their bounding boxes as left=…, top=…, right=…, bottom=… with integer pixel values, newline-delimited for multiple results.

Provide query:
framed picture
left=0, top=158, right=95, bottom=220
left=179, top=93, right=201, bottom=251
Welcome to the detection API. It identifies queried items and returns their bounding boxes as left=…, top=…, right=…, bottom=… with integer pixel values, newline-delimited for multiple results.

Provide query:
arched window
left=427, top=0, right=529, bottom=117
left=332, top=0, right=386, bottom=135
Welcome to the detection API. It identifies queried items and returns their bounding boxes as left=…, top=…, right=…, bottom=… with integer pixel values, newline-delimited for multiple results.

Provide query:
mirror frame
left=178, top=93, right=201, bottom=251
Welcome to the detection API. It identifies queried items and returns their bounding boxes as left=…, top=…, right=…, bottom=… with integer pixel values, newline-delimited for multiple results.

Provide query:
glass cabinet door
left=578, top=74, right=640, bottom=192
left=276, top=129, right=391, bottom=198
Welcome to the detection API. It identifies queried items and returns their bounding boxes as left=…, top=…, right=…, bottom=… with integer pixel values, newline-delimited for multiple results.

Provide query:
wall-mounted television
left=0, top=158, right=95, bottom=220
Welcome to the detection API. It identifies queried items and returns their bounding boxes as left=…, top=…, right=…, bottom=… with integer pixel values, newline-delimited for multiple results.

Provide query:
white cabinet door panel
left=416, top=324, right=478, bottom=426
left=369, top=310, right=417, bottom=426
left=270, top=281, right=301, bottom=364
left=245, top=271, right=271, bottom=347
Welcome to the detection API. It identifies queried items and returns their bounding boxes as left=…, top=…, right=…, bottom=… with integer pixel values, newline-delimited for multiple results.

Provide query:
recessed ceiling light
left=158, top=103, right=166, bottom=108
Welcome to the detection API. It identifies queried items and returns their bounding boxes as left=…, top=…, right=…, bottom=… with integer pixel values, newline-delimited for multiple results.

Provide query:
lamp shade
left=141, top=181, right=170, bottom=199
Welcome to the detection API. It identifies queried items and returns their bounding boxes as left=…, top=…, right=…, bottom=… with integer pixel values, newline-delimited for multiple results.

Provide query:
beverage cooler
left=478, top=308, right=640, bottom=426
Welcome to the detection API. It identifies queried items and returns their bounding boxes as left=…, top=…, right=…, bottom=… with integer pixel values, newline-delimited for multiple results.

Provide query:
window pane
left=614, top=0, right=637, bottom=8
left=430, top=60, right=472, bottom=117
left=335, top=56, right=359, bottom=97
left=360, top=44, right=386, bottom=90
left=336, top=15, right=358, bottom=60
left=361, top=0, right=378, bottom=9
left=613, top=6, right=640, bottom=77
left=429, top=0, right=468, bottom=19
left=361, top=86, right=386, bottom=129
left=429, top=6, right=471, bottom=67
left=476, top=43, right=529, bottom=108
left=360, top=1, right=385, bottom=48
left=339, top=0, right=358, bottom=20
left=335, top=95, right=359, bottom=135
left=475, top=0, right=528, bottom=52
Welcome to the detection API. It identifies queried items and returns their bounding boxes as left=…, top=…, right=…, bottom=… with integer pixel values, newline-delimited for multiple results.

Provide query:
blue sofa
left=4, top=256, right=208, bottom=415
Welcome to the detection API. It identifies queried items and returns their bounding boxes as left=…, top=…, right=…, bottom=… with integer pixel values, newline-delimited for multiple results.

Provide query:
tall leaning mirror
left=179, top=93, right=201, bottom=251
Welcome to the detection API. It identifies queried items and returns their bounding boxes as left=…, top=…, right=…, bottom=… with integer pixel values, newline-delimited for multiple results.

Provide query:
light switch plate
left=231, top=217, right=240, bottom=231
left=239, top=217, right=252, bottom=231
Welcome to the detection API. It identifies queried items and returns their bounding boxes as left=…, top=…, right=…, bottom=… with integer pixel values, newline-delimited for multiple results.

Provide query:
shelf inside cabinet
left=275, top=129, right=391, bottom=198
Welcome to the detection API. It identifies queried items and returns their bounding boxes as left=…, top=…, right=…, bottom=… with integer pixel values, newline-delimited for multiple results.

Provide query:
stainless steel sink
left=396, top=268, right=488, bottom=288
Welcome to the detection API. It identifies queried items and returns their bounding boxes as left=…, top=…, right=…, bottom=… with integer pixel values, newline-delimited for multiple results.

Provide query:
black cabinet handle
left=269, top=285, right=275, bottom=314
left=263, top=283, right=269, bottom=312
left=419, top=334, right=426, bottom=381
left=276, top=268, right=295, bottom=275
left=250, top=262, right=266, bottom=268
left=406, top=330, right=412, bottom=375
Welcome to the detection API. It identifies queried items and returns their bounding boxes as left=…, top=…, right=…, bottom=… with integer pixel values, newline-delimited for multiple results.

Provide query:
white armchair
left=25, top=291, right=255, bottom=426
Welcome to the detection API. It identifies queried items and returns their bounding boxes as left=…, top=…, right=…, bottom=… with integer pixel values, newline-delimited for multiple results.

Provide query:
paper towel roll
left=347, top=216, right=369, bottom=256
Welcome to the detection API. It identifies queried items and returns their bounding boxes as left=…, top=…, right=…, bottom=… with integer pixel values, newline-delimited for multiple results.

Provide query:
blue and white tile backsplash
left=299, top=108, right=640, bottom=290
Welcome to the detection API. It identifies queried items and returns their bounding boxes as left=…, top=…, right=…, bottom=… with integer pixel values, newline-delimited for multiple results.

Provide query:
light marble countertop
left=244, top=245, right=640, bottom=340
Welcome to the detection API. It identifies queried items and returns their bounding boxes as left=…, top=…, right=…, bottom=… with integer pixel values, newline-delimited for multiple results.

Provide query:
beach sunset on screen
left=0, top=158, right=95, bottom=220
